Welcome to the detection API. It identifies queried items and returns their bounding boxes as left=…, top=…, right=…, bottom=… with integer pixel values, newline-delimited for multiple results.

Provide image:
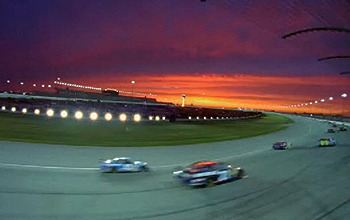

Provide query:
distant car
left=99, top=157, right=149, bottom=172
left=173, top=161, right=246, bottom=187
left=327, top=129, right=335, bottom=133
left=332, top=124, right=337, bottom=128
left=272, top=141, right=290, bottom=150
left=339, top=127, right=347, bottom=131
left=318, top=138, right=336, bottom=147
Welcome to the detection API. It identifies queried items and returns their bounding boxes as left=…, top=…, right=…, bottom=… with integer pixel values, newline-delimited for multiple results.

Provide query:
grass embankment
left=0, top=112, right=293, bottom=147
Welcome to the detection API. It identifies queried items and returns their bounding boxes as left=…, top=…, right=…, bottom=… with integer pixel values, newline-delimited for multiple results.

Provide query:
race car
left=99, top=157, right=149, bottom=172
left=272, top=141, right=290, bottom=150
left=318, top=138, right=336, bottom=147
left=327, top=129, right=335, bottom=133
left=338, top=127, right=347, bottom=131
left=173, top=161, right=246, bottom=187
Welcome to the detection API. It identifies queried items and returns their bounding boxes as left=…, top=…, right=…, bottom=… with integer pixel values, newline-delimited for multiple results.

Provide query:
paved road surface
left=0, top=115, right=349, bottom=220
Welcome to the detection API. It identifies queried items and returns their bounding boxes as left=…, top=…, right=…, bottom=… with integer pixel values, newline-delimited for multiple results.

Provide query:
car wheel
left=141, top=166, right=148, bottom=172
left=112, top=167, right=117, bottom=173
left=206, top=178, right=216, bottom=187
left=237, top=169, right=245, bottom=178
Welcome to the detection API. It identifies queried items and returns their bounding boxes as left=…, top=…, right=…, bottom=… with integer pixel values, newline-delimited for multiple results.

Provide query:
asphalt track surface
left=0, top=114, right=349, bottom=220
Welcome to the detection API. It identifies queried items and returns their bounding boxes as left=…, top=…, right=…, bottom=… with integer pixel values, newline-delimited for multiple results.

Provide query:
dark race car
left=327, top=129, right=335, bottom=133
left=173, top=161, right=246, bottom=187
left=338, top=127, right=347, bottom=131
left=272, top=141, right=290, bottom=150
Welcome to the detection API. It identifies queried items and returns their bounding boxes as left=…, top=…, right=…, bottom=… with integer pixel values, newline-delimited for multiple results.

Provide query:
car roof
left=191, top=161, right=218, bottom=168
left=113, top=157, right=131, bottom=161
left=274, top=141, right=286, bottom=144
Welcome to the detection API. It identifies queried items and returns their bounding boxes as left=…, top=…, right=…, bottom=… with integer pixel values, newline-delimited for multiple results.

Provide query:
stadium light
left=119, top=113, right=127, bottom=122
left=134, top=114, right=141, bottom=122
left=196, top=116, right=200, bottom=120
left=162, top=116, right=166, bottom=121
left=20, top=82, right=24, bottom=85
left=321, top=99, right=325, bottom=102
left=11, top=107, right=16, bottom=112
left=104, top=113, right=113, bottom=121
left=1, top=106, right=6, bottom=111
left=314, top=101, right=318, bottom=104
left=33, top=84, right=36, bottom=87
left=329, top=97, right=333, bottom=101
left=22, top=108, right=27, bottom=114
left=34, top=109, right=40, bottom=115
left=155, top=116, right=160, bottom=121
left=60, top=110, right=68, bottom=118
left=75, top=111, right=83, bottom=120
left=42, top=85, right=45, bottom=88
left=148, top=116, right=153, bottom=121
left=6, top=80, right=10, bottom=83
left=188, top=116, right=192, bottom=120
left=341, top=93, right=347, bottom=98
left=204, top=117, right=207, bottom=120
left=90, top=112, right=98, bottom=121
left=46, top=109, right=54, bottom=117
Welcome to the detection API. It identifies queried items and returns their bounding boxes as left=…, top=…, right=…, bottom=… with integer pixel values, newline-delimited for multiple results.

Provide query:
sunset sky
left=1, top=0, right=349, bottom=114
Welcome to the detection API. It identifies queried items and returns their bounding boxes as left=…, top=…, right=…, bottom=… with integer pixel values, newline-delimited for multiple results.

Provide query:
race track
left=0, top=114, right=349, bottom=220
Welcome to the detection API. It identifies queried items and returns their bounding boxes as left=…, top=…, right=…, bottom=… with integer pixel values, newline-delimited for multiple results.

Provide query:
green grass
left=0, top=112, right=293, bottom=147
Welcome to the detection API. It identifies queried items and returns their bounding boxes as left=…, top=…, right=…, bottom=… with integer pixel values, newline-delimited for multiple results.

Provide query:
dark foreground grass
left=0, top=112, right=293, bottom=147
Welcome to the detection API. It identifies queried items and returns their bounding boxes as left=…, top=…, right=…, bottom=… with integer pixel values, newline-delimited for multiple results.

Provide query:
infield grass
left=0, top=112, right=293, bottom=147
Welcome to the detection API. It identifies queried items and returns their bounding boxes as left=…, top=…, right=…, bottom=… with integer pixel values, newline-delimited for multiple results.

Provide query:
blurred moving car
left=338, top=127, right=347, bottom=131
left=318, top=138, right=336, bottom=147
left=327, top=128, right=335, bottom=133
left=332, top=124, right=337, bottom=128
left=173, top=161, right=246, bottom=187
left=99, top=157, right=149, bottom=172
left=272, top=141, right=291, bottom=150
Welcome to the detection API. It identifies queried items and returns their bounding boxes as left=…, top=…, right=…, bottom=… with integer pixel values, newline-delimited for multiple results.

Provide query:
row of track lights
left=280, top=93, right=348, bottom=109
left=188, top=116, right=234, bottom=120
left=1, top=106, right=240, bottom=121
left=0, top=106, right=166, bottom=122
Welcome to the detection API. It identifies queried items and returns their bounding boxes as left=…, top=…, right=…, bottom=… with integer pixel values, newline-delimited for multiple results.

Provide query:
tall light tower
left=131, top=80, right=135, bottom=96
left=182, top=94, right=186, bottom=107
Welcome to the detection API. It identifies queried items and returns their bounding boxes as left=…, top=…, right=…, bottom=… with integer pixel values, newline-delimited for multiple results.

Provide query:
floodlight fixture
left=105, top=113, right=113, bottom=121
left=75, top=111, right=83, bottom=120
left=119, top=113, right=127, bottom=122
left=60, top=110, right=68, bottom=118
left=134, top=114, right=141, bottom=122
left=90, top=112, right=98, bottom=121
left=46, top=109, right=54, bottom=117
left=34, top=109, right=40, bottom=115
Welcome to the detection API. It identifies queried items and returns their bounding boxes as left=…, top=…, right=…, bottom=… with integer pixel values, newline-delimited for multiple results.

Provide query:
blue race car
left=272, top=141, right=290, bottom=150
left=99, top=157, right=149, bottom=172
left=173, top=161, right=246, bottom=187
left=318, top=138, right=336, bottom=147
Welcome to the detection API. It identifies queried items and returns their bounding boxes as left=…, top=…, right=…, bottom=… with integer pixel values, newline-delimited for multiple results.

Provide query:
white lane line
left=0, top=163, right=98, bottom=170
left=153, top=149, right=268, bottom=169
left=0, top=149, right=268, bottom=171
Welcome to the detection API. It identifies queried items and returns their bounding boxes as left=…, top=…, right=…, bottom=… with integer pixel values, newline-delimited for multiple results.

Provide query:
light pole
left=181, top=94, right=186, bottom=107
left=341, top=93, right=347, bottom=116
left=131, top=80, right=135, bottom=96
left=329, top=97, right=333, bottom=115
